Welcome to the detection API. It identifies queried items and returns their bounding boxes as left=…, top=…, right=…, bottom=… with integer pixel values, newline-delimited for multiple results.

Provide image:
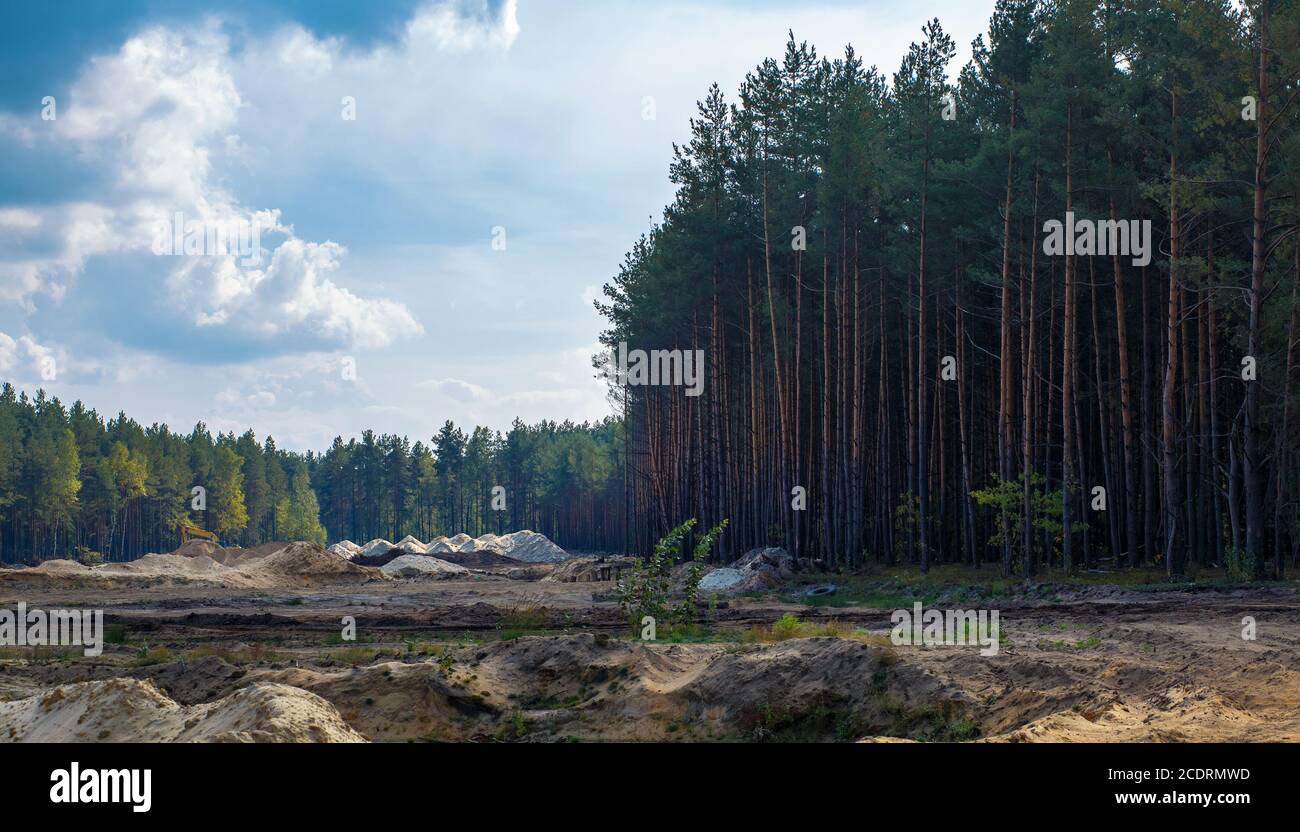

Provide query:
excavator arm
left=178, top=521, right=219, bottom=546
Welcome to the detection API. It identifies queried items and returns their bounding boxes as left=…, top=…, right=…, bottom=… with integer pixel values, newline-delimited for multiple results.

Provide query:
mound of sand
left=543, top=556, right=635, bottom=583
left=172, top=539, right=221, bottom=559
left=417, top=530, right=568, bottom=562
left=699, top=567, right=745, bottom=591
left=0, top=678, right=366, bottom=742
left=439, top=549, right=522, bottom=568
left=101, top=552, right=231, bottom=580
left=234, top=542, right=386, bottom=586
left=393, top=536, right=428, bottom=554
left=380, top=554, right=469, bottom=579
left=328, top=540, right=362, bottom=559
left=359, top=539, right=394, bottom=559
left=27, top=559, right=89, bottom=574
left=500, top=530, right=569, bottom=563
left=697, top=547, right=793, bottom=594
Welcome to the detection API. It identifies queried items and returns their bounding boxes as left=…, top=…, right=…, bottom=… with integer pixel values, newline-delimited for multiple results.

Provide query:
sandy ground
left=0, top=553, right=1296, bottom=742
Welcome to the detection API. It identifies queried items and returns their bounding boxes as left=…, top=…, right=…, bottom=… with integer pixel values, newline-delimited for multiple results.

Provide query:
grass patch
left=187, top=643, right=282, bottom=664
left=1047, top=636, right=1103, bottom=650
left=740, top=692, right=868, bottom=742
left=0, top=646, right=80, bottom=663
left=133, top=645, right=174, bottom=666
left=496, top=600, right=548, bottom=641
left=331, top=646, right=386, bottom=666
left=741, top=613, right=888, bottom=644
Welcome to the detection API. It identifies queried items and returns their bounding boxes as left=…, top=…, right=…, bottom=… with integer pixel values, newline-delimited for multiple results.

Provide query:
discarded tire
left=804, top=584, right=837, bottom=597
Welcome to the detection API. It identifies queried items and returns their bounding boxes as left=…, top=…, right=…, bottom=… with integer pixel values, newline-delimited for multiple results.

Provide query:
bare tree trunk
left=1062, top=104, right=1078, bottom=573
left=1164, top=88, right=1185, bottom=577
left=1244, top=2, right=1270, bottom=579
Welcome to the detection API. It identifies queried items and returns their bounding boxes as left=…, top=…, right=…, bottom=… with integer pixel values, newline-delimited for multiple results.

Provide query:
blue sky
left=0, top=0, right=994, bottom=451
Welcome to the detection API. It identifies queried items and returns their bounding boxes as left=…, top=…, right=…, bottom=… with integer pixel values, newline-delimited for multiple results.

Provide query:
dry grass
left=187, top=643, right=283, bottom=664
left=742, top=613, right=891, bottom=644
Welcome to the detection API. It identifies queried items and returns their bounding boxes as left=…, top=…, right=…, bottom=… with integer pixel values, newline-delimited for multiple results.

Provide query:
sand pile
left=359, top=539, right=394, bottom=559
left=393, top=535, right=427, bottom=554
left=233, top=542, right=386, bottom=586
left=26, top=559, right=89, bottom=574
left=699, top=568, right=745, bottom=591
left=500, top=530, right=569, bottom=563
left=0, top=678, right=366, bottom=742
left=439, top=549, right=521, bottom=568
left=173, top=539, right=221, bottom=559
left=380, top=554, right=469, bottom=579
left=328, top=540, right=362, bottom=559
left=14, top=555, right=261, bottom=588
left=4, top=542, right=388, bottom=590
left=542, top=556, right=634, bottom=583
left=101, top=552, right=232, bottom=580
left=419, top=530, right=568, bottom=561
left=697, top=547, right=794, bottom=594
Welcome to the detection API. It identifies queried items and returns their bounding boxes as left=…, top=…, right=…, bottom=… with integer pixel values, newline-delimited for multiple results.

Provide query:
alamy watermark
left=50, top=763, right=151, bottom=813
left=1043, top=211, right=1151, bottom=267
left=151, top=211, right=264, bottom=266
left=0, top=603, right=104, bottom=657
left=890, top=602, right=1000, bottom=657
left=599, top=341, right=705, bottom=397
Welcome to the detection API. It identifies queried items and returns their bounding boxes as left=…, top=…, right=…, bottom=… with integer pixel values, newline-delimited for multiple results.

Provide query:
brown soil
left=0, top=566, right=1296, bottom=743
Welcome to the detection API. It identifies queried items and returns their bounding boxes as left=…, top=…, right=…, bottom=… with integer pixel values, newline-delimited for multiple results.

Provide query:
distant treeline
left=598, top=0, right=1300, bottom=576
left=0, top=384, right=626, bottom=564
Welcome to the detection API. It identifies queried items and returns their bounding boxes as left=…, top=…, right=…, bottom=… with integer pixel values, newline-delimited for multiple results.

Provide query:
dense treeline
left=599, top=0, right=1300, bottom=576
left=311, top=419, right=624, bottom=552
left=0, top=385, right=324, bottom=562
left=0, top=384, right=625, bottom=563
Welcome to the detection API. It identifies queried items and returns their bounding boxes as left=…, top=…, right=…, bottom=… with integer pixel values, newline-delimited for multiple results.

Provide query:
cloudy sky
left=0, top=0, right=994, bottom=451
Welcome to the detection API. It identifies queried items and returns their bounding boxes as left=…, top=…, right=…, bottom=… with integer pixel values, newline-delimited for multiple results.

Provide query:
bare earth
left=1, top=546, right=1296, bottom=742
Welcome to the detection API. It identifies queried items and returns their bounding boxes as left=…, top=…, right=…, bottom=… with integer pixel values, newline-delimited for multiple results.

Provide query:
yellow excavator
left=178, top=520, right=220, bottom=546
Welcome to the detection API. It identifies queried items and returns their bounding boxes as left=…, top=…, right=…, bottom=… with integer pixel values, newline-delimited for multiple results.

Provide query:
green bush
left=617, top=518, right=728, bottom=637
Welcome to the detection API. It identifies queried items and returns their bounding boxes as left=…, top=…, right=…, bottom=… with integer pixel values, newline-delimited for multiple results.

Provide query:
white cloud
left=1, top=0, right=995, bottom=446
left=420, top=377, right=490, bottom=402
left=2, top=22, right=428, bottom=351
left=0, top=332, right=90, bottom=386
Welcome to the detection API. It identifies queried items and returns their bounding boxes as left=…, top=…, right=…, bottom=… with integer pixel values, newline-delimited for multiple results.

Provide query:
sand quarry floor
left=0, top=546, right=1297, bottom=743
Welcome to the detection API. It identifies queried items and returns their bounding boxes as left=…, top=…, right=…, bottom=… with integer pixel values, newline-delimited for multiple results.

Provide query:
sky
left=0, top=0, right=995, bottom=452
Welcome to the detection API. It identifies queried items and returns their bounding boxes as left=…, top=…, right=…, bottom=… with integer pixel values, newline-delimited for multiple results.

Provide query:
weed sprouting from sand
left=497, top=599, right=548, bottom=640
left=133, top=645, right=174, bottom=666
left=741, top=692, right=867, bottom=742
left=187, top=643, right=279, bottom=664
left=741, top=613, right=887, bottom=644
left=0, top=646, right=79, bottom=663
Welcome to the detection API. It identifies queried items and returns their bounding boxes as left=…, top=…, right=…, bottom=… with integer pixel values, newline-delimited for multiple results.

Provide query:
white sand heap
left=380, top=554, right=468, bottom=578
left=358, top=538, right=394, bottom=559
left=425, top=536, right=456, bottom=555
left=399, top=530, right=569, bottom=562
left=0, top=678, right=366, bottom=742
left=498, top=530, right=569, bottom=563
left=394, top=535, right=429, bottom=554
left=328, top=540, right=362, bottom=559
